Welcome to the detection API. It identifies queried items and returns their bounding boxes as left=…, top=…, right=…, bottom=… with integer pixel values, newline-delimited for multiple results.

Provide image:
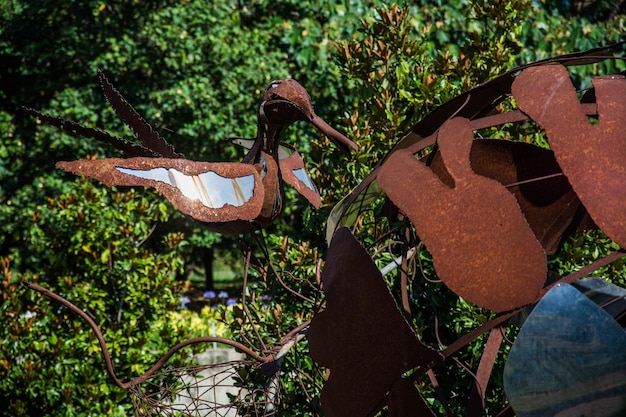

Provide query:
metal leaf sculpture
left=504, top=283, right=626, bottom=417
left=307, top=227, right=442, bottom=417
left=27, top=72, right=357, bottom=234
left=512, top=64, right=626, bottom=248
left=316, top=45, right=626, bottom=417
left=377, top=117, right=547, bottom=312
left=326, top=44, right=623, bottom=246
left=26, top=71, right=182, bottom=159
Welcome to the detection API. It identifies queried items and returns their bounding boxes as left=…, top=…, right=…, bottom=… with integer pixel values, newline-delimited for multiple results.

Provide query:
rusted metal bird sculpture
left=26, top=71, right=357, bottom=234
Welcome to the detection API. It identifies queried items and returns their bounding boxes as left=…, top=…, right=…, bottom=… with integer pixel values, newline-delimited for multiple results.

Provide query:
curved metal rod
left=130, top=336, right=266, bottom=386
left=23, top=282, right=278, bottom=389
left=24, top=282, right=128, bottom=388
left=271, top=320, right=310, bottom=358
left=269, top=260, right=317, bottom=305
left=437, top=249, right=626, bottom=365
left=399, top=250, right=626, bottom=388
left=404, top=103, right=600, bottom=156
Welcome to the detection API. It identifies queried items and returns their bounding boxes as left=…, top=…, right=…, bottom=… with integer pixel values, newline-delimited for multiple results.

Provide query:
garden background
left=1, top=0, right=625, bottom=415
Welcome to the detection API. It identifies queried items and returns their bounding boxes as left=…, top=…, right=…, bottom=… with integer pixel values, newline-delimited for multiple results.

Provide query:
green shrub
left=1, top=178, right=188, bottom=416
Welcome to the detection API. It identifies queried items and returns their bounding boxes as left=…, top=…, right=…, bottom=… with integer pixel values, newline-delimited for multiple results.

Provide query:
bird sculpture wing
left=56, top=157, right=265, bottom=224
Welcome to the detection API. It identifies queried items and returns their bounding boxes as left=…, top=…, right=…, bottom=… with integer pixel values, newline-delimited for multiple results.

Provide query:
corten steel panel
left=378, top=118, right=547, bottom=312
left=513, top=64, right=626, bottom=248
left=308, top=227, right=441, bottom=417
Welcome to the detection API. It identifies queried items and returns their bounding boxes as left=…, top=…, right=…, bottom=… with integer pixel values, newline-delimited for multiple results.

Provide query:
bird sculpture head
left=242, top=78, right=357, bottom=164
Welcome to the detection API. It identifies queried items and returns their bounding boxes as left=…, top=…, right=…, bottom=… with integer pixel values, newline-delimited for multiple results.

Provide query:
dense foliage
left=1, top=0, right=625, bottom=416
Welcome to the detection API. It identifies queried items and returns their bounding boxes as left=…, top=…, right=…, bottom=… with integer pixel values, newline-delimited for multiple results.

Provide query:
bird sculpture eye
left=263, top=101, right=297, bottom=125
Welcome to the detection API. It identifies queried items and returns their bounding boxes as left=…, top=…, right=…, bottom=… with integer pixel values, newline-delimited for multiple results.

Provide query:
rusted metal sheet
left=512, top=64, right=626, bottom=248
left=377, top=118, right=547, bottom=312
left=327, top=45, right=623, bottom=246
left=425, top=139, right=589, bottom=255
left=307, top=227, right=441, bottom=417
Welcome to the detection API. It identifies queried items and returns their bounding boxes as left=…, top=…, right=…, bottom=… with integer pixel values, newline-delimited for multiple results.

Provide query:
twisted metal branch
left=23, top=282, right=310, bottom=390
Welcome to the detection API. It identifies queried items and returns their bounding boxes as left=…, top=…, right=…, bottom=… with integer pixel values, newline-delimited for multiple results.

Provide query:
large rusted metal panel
left=513, top=64, right=626, bottom=248
left=308, top=227, right=441, bottom=417
left=378, top=118, right=547, bottom=312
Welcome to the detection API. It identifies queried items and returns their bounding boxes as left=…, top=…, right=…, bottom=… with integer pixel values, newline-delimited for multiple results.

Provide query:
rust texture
left=248, top=152, right=281, bottom=230
left=512, top=64, right=626, bottom=248
left=307, top=227, right=441, bottom=417
left=56, top=157, right=265, bottom=226
left=378, top=118, right=547, bottom=312
left=424, top=139, right=589, bottom=255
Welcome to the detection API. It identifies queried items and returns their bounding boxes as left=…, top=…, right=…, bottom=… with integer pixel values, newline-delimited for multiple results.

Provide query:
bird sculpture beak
left=308, top=113, right=359, bottom=158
